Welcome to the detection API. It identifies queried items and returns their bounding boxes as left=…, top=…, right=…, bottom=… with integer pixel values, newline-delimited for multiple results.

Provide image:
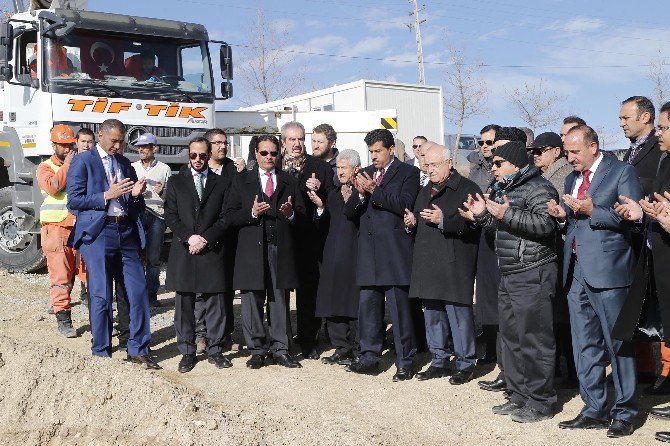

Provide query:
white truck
left=0, top=3, right=233, bottom=271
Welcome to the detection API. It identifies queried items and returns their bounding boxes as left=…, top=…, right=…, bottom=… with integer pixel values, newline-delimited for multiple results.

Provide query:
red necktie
left=572, top=169, right=591, bottom=251
left=264, top=171, right=274, bottom=197
left=375, top=168, right=385, bottom=186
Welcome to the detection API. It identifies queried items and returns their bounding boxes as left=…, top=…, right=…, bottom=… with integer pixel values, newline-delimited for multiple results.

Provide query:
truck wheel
left=0, top=187, right=46, bottom=273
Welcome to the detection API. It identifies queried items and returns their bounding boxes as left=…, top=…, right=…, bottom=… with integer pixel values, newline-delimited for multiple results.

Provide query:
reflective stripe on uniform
left=39, top=159, right=69, bottom=223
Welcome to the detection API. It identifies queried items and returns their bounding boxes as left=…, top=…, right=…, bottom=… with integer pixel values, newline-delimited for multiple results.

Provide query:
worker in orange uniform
left=36, top=125, right=78, bottom=337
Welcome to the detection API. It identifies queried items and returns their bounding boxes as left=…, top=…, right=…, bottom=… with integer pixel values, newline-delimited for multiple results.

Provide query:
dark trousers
left=240, top=244, right=291, bottom=357
left=567, top=256, right=637, bottom=422
left=499, top=262, right=557, bottom=414
left=175, top=292, right=227, bottom=356
left=297, top=278, right=321, bottom=350
left=195, top=290, right=234, bottom=342
left=80, top=222, right=151, bottom=357
left=358, top=286, right=416, bottom=369
left=327, top=316, right=357, bottom=355
left=115, top=279, right=129, bottom=348
left=423, top=299, right=476, bottom=371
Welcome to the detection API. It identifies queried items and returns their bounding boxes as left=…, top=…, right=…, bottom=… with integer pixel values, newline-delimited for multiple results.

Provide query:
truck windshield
left=43, top=28, right=213, bottom=100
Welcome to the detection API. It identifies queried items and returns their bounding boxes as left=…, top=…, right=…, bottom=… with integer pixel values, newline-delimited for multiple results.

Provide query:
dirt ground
left=0, top=268, right=668, bottom=446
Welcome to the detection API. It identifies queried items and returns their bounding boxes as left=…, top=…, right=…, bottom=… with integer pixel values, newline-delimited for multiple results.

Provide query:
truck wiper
left=83, top=85, right=123, bottom=97
left=156, top=91, right=196, bottom=102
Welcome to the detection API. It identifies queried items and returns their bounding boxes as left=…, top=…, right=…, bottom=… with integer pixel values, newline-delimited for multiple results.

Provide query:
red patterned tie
left=571, top=169, right=591, bottom=251
left=375, top=168, right=385, bottom=186
left=264, top=171, right=274, bottom=197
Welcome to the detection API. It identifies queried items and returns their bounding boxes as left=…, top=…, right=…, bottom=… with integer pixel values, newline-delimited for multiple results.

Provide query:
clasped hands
left=187, top=234, right=207, bottom=255
left=404, top=204, right=444, bottom=228
left=615, top=191, right=670, bottom=232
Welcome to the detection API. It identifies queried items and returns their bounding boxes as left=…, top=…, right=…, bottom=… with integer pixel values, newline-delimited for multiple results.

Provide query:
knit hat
left=494, top=141, right=529, bottom=168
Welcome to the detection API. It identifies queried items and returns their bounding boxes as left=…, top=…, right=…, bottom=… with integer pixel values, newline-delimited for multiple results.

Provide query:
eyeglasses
left=412, top=144, right=422, bottom=149
left=492, top=160, right=507, bottom=168
left=211, top=140, right=228, bottom=146
left=657, top=125, right=670, bottom=134
left=258, top=150, right=278, bottom=157
left=478, top=140, right=494, bottom=147
left=189, top=152, right=208, bottom=161
left=531, top=146, right=554, bottom=155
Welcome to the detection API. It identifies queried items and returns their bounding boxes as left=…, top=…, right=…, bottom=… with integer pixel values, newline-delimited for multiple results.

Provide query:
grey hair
left=336, top=149, right=361, bottom=167
left=280, top=121, right=306, bottom=141
left=442, top=146, right=452, bottom=161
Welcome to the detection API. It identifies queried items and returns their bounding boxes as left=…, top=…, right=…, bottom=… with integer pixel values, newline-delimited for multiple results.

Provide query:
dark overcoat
left=345, top=158, right=420, bottom=287
left=408, top=171, right=481, bottom=304
left=164, top=168, right=230, bottom=293
left=614, top=153, right=670, bottom=346
left=315, top=187, right=360, bottom=318
left=623, top=132, right=663, bottom=196
left=225, top=167, right=305, bottom=291
left=290, top=155, right=335, bottom=282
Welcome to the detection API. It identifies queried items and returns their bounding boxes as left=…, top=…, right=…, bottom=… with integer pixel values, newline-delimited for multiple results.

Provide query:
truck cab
left=0, top=8, right=232, bottom=272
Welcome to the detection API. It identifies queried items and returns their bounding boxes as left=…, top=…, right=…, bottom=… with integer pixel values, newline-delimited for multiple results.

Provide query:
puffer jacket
left=474, top=166, right=559, bottom=275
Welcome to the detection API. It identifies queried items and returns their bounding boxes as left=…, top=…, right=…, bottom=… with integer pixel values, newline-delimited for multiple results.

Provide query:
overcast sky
left=89, top=0, right=670, bottom=149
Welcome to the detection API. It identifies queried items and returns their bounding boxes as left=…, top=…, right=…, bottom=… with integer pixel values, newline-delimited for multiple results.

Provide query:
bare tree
left=648, top=51, right=669, bottom=110
left=443, top=43, right=487, bottom=166
left=504, top=79, right=566, bottom=133
left=237, top=7, right=306, bottom=105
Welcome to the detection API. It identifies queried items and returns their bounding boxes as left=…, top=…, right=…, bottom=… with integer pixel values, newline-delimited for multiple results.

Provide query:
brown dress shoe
left=126, top=354, right=162, bottom=370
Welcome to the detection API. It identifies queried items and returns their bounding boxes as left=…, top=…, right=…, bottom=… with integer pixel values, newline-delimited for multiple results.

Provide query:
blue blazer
left=66, top=145, right=145, bottom=249
left=562, top=155, right=643, bottom=289
left=345, top=158, right=420, bottom=287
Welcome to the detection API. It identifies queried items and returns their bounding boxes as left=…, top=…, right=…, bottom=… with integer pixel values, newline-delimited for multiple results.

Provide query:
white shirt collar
left=379, top=157, right=395, bottom=172
left=191, top=167, right=208, bottom=177
left=96, top=144, right=111, bottom=159
left=584, top=153, right=604, bottom=177
left=259, top=168, right=276, bottom=177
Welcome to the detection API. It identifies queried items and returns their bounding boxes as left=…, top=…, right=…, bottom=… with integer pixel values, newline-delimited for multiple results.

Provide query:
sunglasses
left=531, top=146, right=554, bottom=155
left=412, top=144, right=422, bottom=149
left=492, top=160, right=506, bottom=168
left=189, top=152, right=208, bottom=161
left=478, top=140, right=494, bottom=147
left=258, top=150, right=278, bottom=157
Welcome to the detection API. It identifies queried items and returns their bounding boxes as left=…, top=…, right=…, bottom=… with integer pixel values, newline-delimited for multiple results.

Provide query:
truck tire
left=0, top=186, right=46, bottom=273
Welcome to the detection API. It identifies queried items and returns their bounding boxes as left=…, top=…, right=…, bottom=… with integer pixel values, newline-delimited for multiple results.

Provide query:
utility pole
left=407, top=0, right=426, bottom=85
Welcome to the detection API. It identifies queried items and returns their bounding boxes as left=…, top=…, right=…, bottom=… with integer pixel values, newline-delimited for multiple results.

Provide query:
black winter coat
left=164, top=168, right=231, bottom=293
left=474, top=166, right=559, bottom=275
left=315, top=187, right=360, bottom=318
left=408, top=171, right=481, bottom=304
left=623, top=131, right=663, bottom=196
left=225, top=167, right=306, bottom=291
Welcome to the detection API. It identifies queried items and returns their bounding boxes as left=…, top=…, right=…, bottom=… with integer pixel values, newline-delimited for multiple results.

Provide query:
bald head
left=417, top=140, right=437, bottom=172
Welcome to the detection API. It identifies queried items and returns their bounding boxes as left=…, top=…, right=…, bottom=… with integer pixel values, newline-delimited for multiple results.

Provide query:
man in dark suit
left=344, top=129, right=420, bottom=381
left=406, top=144, right=481, bottom=385
left=547, top=125, right=643, bottom=438
left=225, top=134, right=305, bottom=369
left=621, top=96, right=662, bottom=197
left=280, top=121, right=335, bottom=359
left=164, top=137, right=232, bottom=373
left=66, top=119, right=159, bottom=369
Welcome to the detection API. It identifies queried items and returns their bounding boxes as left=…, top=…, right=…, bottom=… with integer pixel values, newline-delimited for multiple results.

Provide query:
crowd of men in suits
left=33, top=93, right=670, bottom=441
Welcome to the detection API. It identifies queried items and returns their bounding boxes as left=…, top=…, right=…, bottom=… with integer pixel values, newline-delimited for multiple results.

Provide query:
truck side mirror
left=219, top=43, right=233, bottom=80
left=220, top=80, right=233, bottom=100
left=0, top=21, right=13, bottom=82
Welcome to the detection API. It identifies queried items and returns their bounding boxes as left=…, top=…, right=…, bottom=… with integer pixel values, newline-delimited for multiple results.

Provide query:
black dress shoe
left=302, top=347, right=320, bottom=360
left=449, top=369, right=473, bottom=385
left=416, top=365, right=450, bottom=381
left=656, top=432, right=670, bottom=443
left=126, top=354, right=162, bottom=370
left=272, top=353, right=302, bottom=368
left=392, top=367, right=414, bottom=382
left=346, top=360, right=379, bottom=375
left=607, top=419, right=633, bottom=438
left=558, top=414, right=608, bottom=430
left=651, top=406, right=670, bottom=419
left=208, top=352, right=233, bottom=369
left=646, top=376, right=670, bottom=395
left=178, top=354, right=197, bottom=373
left=492, top=401, right=524, bottom=415
left=321, top=351, right=352, bottom=365
left=478, top=377, right=507, bottom=392
left=246, top=354, right=265, bottom=369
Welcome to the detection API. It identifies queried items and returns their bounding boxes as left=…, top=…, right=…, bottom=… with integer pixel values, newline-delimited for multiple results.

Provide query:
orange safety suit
left=36, top=155, right=86, bottom=313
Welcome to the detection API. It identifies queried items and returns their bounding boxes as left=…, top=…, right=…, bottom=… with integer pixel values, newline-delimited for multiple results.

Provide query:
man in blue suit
left=344, top=129, right=420, bottom=381
left=67, top=119, right=159, bottom=369
left=547, top=125, right=642, bottom=437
